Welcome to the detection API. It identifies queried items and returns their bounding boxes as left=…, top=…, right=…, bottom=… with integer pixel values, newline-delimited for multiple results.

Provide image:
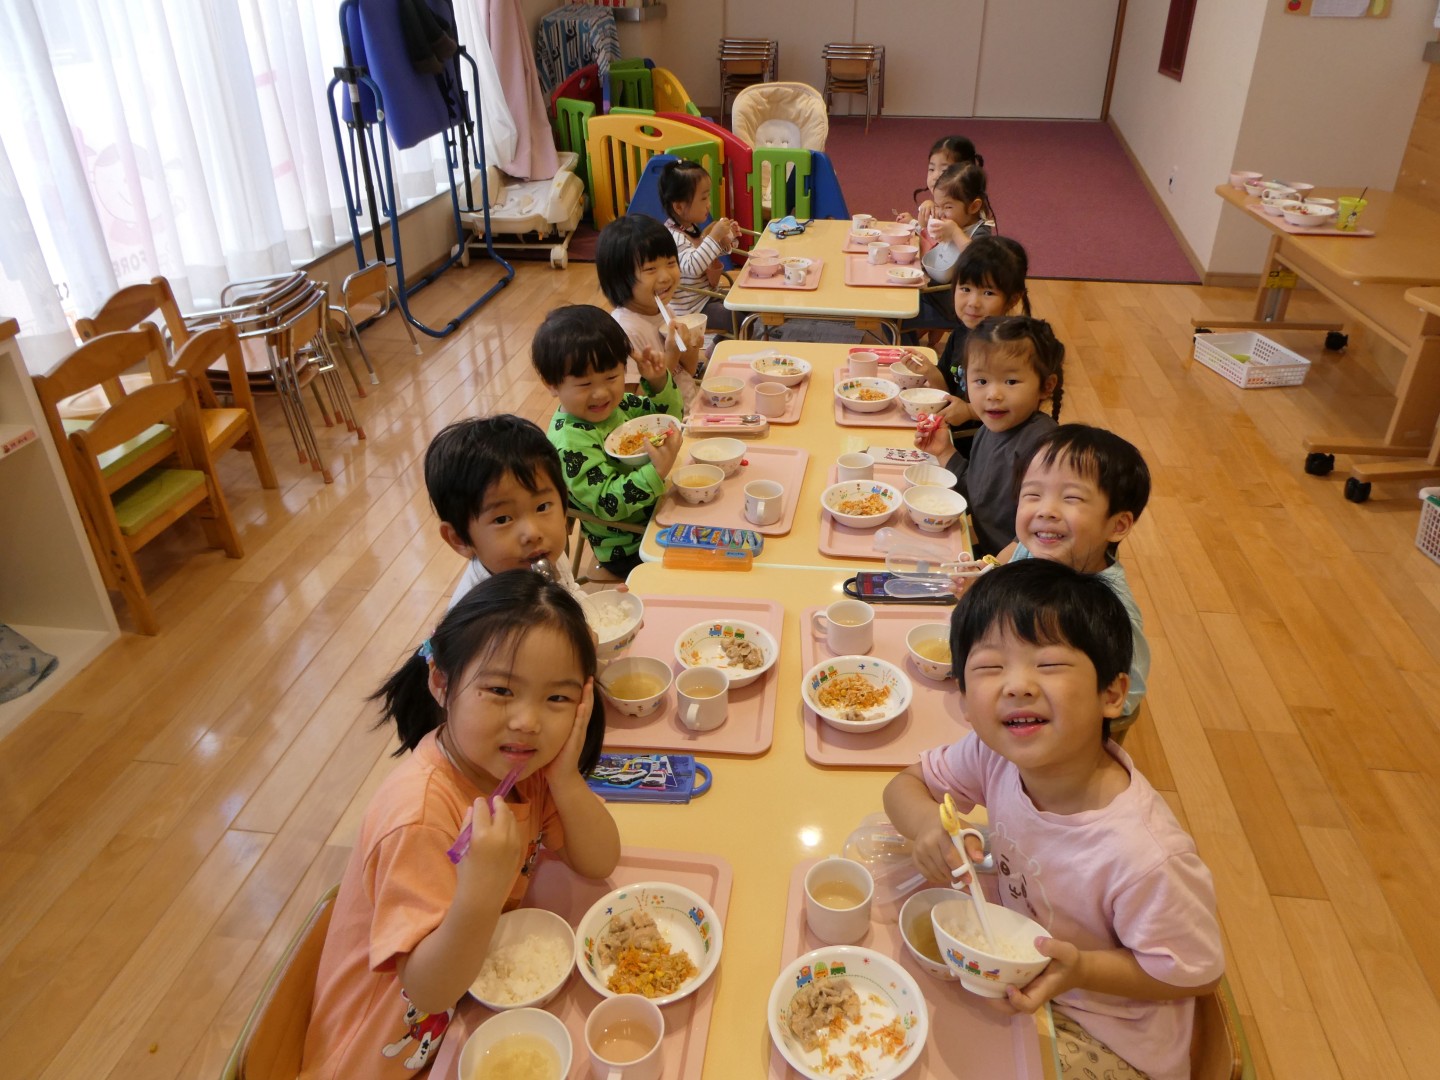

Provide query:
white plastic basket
left=1192, top=331, right=1311, bottom=389
left=1417, top=487, right=1440, bottom=567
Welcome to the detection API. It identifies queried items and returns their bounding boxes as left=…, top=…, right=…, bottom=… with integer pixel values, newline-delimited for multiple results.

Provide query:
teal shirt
left=547, top=376, right=684, bottom=563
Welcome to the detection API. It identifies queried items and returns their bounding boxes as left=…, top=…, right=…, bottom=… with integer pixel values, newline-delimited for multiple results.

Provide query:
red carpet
left=822, top=116, right=1198, bottom=284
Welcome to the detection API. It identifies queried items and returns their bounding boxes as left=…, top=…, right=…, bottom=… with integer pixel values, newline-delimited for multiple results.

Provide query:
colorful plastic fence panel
left=585, top=114, right=722, bottom=228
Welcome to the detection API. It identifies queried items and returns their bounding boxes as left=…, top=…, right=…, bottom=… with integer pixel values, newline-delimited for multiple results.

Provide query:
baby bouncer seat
left=460, top=152, right=585, bottom=269
left=730, top=82, right=829, bottom=154
left=730, top=83, right=829, bottom=213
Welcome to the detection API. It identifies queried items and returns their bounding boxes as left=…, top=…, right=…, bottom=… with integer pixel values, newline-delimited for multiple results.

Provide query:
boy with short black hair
left=885, top=560, right=1222, bottom=1080
left=956, top=423, right=1152, bottom=734
left=531, top=304, right=683, bottom=580
left=423, top=414, right=584, bottom=608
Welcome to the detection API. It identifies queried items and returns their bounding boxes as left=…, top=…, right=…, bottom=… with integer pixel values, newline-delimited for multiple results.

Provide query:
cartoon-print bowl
left=822, top=479, right=903, bottom=530
left=673, top=618, right=778, bottom=689
left=898, top=387, right=950, bottom=420
left=574, top=881, right=724, bottom=1006
left=898, top=889, right=961, bottom=980
left=749, top=354, right=812, bottom=387
left=887, top=358, right=930, bottom=390
left=688, top=437, right=746, bottom=477
left=670, top=463, right=725, bottom=505
left=904, top=623, right=953, bottom=681
left=604, top=413, right=682, bottom=464
left=834, top=377, right=900, bottom=414
left=768, top=945, right=929, bottom=1080
left=930, top=897, right=1049, bottom=998
left=802, top=654, right=912, bottom=733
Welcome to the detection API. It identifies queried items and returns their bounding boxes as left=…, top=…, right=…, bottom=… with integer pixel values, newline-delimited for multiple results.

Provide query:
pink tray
left=602, top=594, right=783, bottom=755
left=833, top=369, right=917, bottom=429
left=735, top=258, right=824, bottom=290
left=766, top=860, right=1052, bottom=1079
left=434, top=847, right=733, bottom=1080
left=819, top=463, right=970, bottom=560
left=801, top=603, right=970, bottom=767
left=1244, top=200, right=1373, bottom=237
left=843, top=254, right=926, bottom=288
left=691, top=359, right=808, bottom=424
left=655, top=443, right=808, bottom=537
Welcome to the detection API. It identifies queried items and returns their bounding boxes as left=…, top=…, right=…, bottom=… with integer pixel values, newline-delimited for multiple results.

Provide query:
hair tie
left=417, top=639, right=434, bottom=664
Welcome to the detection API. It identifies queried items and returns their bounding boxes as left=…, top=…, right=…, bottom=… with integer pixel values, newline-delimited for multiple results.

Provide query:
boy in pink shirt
left=884, top=559, right=1223, bottom=1080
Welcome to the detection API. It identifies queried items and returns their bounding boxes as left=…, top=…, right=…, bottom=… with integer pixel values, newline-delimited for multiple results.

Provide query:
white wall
left=974, top=0, right=1119, bottom=119
left=1108, top=0, right=1267, bottom=270
left=1110, top=0, right=1435, bottom=275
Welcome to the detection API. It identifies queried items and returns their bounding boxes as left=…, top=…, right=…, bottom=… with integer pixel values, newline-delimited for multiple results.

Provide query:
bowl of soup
left=670, top=463, right=725, bottom=505
left=598, top=655, right=673, bottom=717
left=898, top=889, right=961, bottom=980
left=905, top=623, right=953, bottom=681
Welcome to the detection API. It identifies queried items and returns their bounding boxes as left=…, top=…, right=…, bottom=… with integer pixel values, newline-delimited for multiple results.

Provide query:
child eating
left=531, top=304, right=683, bottom=581
left=424, top=414, right=584, bottom=608
left=884, top=560, right=1223, bottom=1080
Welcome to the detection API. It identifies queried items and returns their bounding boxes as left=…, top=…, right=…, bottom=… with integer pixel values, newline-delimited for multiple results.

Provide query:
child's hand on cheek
left=1005, top=937, right=1083, bottom=1014
left=546, top=678, right=594, bottom=785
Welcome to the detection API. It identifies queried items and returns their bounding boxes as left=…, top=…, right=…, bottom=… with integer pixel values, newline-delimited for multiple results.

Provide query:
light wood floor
left=4, top=259, right=1439, bottom=1080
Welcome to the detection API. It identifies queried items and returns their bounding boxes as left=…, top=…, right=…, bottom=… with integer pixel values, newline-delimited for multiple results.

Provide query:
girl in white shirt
left=659, top=159, right=736, bottom=331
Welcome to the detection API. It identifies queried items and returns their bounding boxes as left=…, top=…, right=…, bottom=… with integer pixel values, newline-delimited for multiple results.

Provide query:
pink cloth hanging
left=484, top=0, right=560, bottom=180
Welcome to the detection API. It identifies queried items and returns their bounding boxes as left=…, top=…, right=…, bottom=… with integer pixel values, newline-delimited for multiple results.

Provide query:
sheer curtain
left=0, top=0, right=518, bottom=358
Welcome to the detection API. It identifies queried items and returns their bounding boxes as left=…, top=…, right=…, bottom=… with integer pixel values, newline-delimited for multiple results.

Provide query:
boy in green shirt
left=532, top=304, right=684, bottom=580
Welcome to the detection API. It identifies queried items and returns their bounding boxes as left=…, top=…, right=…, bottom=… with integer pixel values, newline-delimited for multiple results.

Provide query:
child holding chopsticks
left=300, top=572, right=618, bottom=1079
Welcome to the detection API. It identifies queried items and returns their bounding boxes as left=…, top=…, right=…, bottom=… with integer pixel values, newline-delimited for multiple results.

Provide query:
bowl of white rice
left=469, top=908, right=576, bottom=1010
left=580, top=590, right=645, bottom=658
left=930, top=897, right=1049, bottom=999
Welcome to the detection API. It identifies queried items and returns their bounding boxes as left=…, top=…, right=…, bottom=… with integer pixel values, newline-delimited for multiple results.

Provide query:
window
left=1159, top=0, right=1198, bottom=81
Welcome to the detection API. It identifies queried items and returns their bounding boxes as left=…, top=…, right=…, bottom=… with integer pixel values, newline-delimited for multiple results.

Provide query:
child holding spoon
left=301, top=572, right=619, bottom=1079
left=884, top=560, right=1222, bottom=1080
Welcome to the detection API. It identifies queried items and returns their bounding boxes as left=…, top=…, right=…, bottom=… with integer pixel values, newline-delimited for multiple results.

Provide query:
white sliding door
left=855, top=0, right=985, bottom=117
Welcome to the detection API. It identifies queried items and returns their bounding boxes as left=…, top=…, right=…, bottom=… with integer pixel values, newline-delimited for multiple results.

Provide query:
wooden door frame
left=1101, top=0, right=1129, bottom=121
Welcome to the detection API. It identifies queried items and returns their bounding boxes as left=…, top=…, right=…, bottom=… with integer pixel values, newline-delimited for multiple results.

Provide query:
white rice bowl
left=469, top=908, right=576, bottom=1010
left=581, top=590, right=645, bottom=656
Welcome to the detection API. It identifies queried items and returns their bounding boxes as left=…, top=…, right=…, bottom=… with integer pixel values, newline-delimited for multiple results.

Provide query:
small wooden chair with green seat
left=67, top=377, right=243, bottom=634
left=220, top=884, right=338, bottom=1080
left=161, top=321, right=278, bottom=489
left=33, top=326, right=179, bottom=589
left=1191, top=975, right=1255, bottom=1080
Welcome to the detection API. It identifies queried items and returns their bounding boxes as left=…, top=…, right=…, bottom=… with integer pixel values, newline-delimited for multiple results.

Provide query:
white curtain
left=0, top=0, right=518, bottom=341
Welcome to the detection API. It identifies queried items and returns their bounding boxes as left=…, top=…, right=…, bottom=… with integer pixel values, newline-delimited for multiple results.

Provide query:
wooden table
left=639, top=340, right=946, bottom=570
left=1203, top=185, right=1440, bottom=499
left=725, top=220, right=921, bottom=344
left=428, top=565, right=1058, bottom=1078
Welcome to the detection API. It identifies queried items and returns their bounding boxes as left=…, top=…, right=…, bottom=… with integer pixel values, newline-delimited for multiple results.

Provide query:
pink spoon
left=446, top=763, right=523, bottom=864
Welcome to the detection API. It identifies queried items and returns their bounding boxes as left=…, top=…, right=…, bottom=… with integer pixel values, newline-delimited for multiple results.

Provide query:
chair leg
left=389, top=287, right=422, bottom=359
left=329, top=330, right=368, bottom=398
left=103, top=538, right=159, bottom=635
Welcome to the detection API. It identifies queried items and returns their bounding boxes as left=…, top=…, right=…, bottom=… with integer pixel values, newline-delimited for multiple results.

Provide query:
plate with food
left=574, top=881, right=724, bottom=1006
left=834, top=377, right=900, bottom=415
left=673, top=618, right=778, bottom=689
left=768, top=945, right=928, bottom=1080
left=604, top=414, right=683, bottom=464
left=802, top=655, right=912, bottom=733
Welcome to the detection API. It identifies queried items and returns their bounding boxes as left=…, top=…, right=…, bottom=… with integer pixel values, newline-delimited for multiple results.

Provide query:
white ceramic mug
left=585, top=994, right=665, bottom=1080
left=754, top=381, right=792, bottom=418
left=836, top=452, right=874, bottom=482
left=849, top=351, right=879, bottom=378
left=867, top=242, right=891, bottom=265
left=676, top=665, right=728, bottom=732
left=851, top=213, right=874, bottom=231
left=804, top=857, right=875, bottom=945
left=782, top=258, right=812, bottom=286
left=811, top=599, right=874, bottom=654
left=744, top=479, right=785, bottom=526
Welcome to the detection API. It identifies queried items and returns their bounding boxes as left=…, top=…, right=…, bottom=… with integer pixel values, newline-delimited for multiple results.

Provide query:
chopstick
left=446, top=763, right=523, bottom=864
left=656, top=297, right=687, bottom=353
